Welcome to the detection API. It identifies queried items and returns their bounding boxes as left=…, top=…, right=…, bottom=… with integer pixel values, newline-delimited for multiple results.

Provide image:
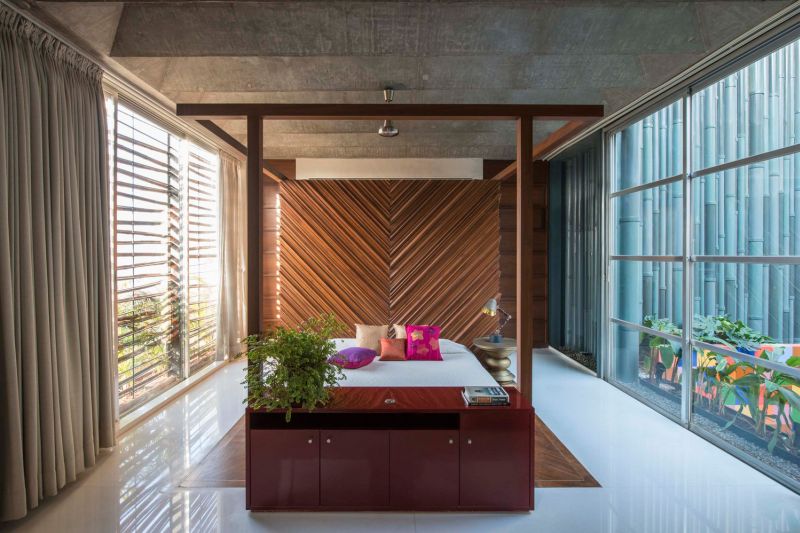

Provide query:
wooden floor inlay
left=181, top=415, right=599, bottom=489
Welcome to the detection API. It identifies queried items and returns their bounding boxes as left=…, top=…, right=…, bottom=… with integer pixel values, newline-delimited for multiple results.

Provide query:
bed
left=332, top=338, right=497, bottom=387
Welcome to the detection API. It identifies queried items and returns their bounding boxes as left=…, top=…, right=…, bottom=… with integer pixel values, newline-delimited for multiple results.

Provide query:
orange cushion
left=380, top=338, right=406, bottom=361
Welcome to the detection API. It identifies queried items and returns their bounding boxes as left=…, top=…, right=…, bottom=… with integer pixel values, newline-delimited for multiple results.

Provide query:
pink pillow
left=405, top=325, right=443, bottom=361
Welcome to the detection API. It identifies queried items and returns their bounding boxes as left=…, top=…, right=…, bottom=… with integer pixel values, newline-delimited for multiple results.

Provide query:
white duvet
left=332, top=338, right=497, bottom=387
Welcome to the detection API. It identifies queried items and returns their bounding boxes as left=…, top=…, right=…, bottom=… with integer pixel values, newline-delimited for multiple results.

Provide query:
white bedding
left=333, top=338, right=497, bottom=387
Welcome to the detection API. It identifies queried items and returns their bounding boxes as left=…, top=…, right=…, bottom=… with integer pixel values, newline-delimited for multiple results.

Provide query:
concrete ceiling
left=36, top=0, right=791, bottom=159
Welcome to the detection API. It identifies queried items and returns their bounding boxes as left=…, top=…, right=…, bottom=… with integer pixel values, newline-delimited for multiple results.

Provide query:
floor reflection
left=6, top=355, right=800, bottom=533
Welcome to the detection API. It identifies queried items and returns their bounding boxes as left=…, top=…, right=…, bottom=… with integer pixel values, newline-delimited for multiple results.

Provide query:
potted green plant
left=243, top=313, right=346, bottom=421
left=642, top=315, right=682, bottom=385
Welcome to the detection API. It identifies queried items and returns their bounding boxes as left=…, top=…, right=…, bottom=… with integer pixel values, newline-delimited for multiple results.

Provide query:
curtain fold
left=216, top=153, right=247, bottom=359
left=0, top=6, right=115, bottom=521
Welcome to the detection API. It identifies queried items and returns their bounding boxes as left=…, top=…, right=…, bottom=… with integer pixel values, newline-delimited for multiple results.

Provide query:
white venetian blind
left=114, top=103, right=182, bottom=411
left=186, top=143, right=219, bottom=373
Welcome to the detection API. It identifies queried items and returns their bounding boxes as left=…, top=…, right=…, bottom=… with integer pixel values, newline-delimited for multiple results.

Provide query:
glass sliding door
left=606, top=37, right=800, bottom=491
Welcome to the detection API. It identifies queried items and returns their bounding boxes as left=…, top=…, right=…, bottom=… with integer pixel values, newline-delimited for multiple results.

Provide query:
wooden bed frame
left=177, top=102, right=603, bottom=511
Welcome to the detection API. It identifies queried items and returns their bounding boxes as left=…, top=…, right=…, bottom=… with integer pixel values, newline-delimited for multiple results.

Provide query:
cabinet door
left=320, top=430, right=389, bottom=507
left=249, top=429, right=319, bottom=509
left=390, top=430, right=459, bottom=508
left=460, top=411, right=531, bottom=509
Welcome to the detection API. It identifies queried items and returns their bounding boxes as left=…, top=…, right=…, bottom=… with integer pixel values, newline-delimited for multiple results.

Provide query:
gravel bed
left=615, top=378, right=682, bottom=419
left=617, top=377, right=800, bottom=483
left=691, top=411, right=800, bottom=481
left=556, top=346, right=597, bottom=372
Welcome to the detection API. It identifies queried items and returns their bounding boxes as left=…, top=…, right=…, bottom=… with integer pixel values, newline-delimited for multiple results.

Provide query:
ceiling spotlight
left=378, top=120, right=399, bottom=138
left=378, top=87, right=399, bottom=137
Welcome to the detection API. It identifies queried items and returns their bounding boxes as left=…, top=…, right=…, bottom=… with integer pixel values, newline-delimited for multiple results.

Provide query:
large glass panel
left=693, top=261, right=800, bottom=348
left=612, top=260, right=685, bottom=330
left=187, top=143, right=220, bottom=374
left=693, top=39, right=800, bottom=171
left=115, top=104, right=182, bottom=412
left=612, top=181, right=683, bottom=256
left=612, top=322, right=683, bottom=420
left=691, top=346, right=800, bottom=484
left=611, top=100, right=683, bottom=192
left=692, top=153, right=800, bottom=257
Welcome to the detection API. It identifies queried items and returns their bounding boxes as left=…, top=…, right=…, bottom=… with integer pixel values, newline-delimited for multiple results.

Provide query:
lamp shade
left=481, top=298, right=498, bottom=317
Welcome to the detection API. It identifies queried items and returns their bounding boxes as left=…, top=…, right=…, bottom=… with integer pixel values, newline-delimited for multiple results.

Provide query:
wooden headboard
left=276, top=180, right=500, bottom=345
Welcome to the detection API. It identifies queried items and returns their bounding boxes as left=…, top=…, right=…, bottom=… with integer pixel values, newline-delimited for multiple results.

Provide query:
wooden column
left=516, top=116, right=534, bottom=403
left=247, top=115, right=263, bottom=335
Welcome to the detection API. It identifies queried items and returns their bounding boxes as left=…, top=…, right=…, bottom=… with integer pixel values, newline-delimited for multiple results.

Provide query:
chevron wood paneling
left=388, top=181, right=499, bottom=344
left=277, top=180, right=499, bottom=344
left=279, top=181, right=391, bottom=335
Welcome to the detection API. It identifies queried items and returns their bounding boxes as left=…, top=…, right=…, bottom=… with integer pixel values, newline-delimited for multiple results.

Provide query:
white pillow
left=393, top=323, right=407, bottom=339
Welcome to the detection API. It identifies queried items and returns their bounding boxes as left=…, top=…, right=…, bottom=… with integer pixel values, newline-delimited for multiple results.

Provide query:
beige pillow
left=393, top=324, right=407, bottom=339
left=355, top=324, right=388, bottom=352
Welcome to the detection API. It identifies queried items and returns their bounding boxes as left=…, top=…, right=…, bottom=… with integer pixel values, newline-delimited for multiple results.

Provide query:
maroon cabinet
left=389, top=430, right=459, bottom=508
left=249, top=429, right=319, bottom=509
left=247, top=388, right=534, bottom=511
left=320, top=430, right=390, bottom=507
left=460, top=411, right=531, bottom=509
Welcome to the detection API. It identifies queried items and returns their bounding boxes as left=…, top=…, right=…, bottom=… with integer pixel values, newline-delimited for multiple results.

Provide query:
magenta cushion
left=329, top=347, right=377, bottom=369
left=405, top=325, right=443, bottom=361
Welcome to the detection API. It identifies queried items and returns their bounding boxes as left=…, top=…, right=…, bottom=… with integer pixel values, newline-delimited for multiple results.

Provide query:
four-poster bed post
left=177, top=102, right=602, bottom=511
left=516, top=115, right=535, bottom=404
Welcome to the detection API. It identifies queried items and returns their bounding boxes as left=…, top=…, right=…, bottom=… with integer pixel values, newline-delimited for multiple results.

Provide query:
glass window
left=612, top=181, right=683, bottom=256
left=612, top=260, right=685, bottom=330
left=114, top=104, right=182, bottom=412
left=692, top=153, right=800, bottom=257
left=608, top=34, right=800, bottom=492
left=692, top=346, right=800, bottom=484
left=692, top=40, right=800, bottom=170
left=111, top=102, right=221, bottom=414
left=611, top=100, right=683, bottom=192
left=693, top=261, right=800, bottom=348
left=612, top=322, right=683, bottom=420
left=186, top=143, right=219, bottom=374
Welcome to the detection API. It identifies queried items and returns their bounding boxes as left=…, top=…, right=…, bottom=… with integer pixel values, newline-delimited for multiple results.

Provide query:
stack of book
left=462, top=386, right=510, bottom=406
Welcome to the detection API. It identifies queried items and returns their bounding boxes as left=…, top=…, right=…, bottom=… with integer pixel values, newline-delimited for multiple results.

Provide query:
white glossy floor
left=5, top=349, right=800, bottom=533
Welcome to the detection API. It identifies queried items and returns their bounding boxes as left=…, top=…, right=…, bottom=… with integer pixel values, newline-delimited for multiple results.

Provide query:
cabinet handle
left=308, top=438, right=313, bottom=444
left=326, top=438, right=331, bottom=444
left=467, top=438, right=473, bottom=445
left=448, top=438, right=454, bottom=445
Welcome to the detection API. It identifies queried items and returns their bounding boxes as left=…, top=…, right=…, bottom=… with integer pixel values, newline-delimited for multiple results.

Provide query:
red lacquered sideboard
left=246, top=387, right=535, bottom=512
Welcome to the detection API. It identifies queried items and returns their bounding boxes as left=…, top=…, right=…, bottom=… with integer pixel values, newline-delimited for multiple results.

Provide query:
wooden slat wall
left=262, top=180, right=280, bottom=330
left=274, top=180, right=499, bottom=344
left=278, top=181, right=392, bottom=334
left=388, top=181, right=499, bottom=343
left=500, top=176, right=548, bottom=347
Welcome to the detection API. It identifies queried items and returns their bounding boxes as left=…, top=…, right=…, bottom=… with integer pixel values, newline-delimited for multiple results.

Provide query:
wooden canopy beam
left=490, top=120, right=591, bottom=181
left=196, top=119, right=286, bottom=183
left=223, top=101, right=603, bottom=407
left=246, top=115, right=264, bottom=336
left=177, top=103, right=603, bottom=121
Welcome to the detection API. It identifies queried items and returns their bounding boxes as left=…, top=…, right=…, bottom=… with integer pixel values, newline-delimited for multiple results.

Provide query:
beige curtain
left=0, top=6, right=116, bottom=521
left=216, top=153, right=247, bottom=359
